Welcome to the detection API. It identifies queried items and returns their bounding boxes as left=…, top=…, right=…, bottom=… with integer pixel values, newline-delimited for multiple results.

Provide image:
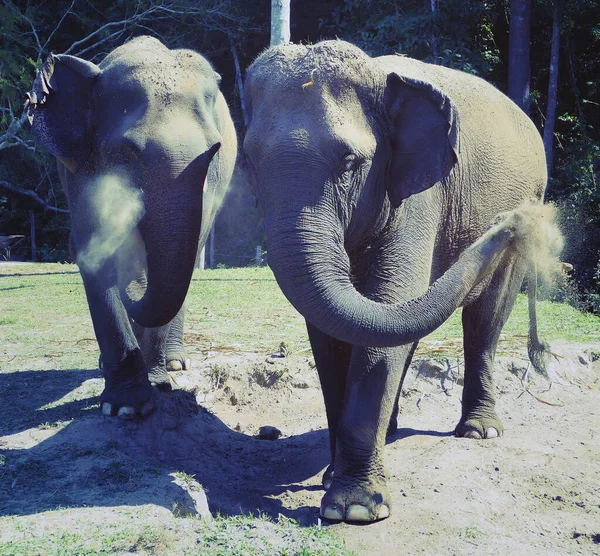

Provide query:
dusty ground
left=1, top=335, right=599, bottom=554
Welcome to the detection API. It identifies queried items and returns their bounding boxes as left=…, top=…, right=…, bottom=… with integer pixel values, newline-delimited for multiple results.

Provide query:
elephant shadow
left=0, top=367, right=329, bottom=525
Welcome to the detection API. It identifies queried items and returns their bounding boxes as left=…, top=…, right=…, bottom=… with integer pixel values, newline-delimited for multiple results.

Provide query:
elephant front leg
left=320, top=344, right=414, bottom=522
left=81, top=271, right=156, bottom=418
left=306, top=322, right=352, bottom=490
left=456, top=255, right=526, bottom=439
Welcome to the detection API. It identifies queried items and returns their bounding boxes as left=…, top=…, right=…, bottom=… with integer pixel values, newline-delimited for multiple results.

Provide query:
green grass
left=0, top=512, right=353, bottom=556
left=1, top=263, right=598, bottom=375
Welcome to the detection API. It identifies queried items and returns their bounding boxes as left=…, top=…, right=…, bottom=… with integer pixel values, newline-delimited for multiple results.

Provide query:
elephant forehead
left=247, top=86, right=376, bottom=158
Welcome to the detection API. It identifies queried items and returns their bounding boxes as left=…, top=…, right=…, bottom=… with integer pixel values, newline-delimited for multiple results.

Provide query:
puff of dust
left=77, top=175, right=145, bottom=274
left=496, top=201, right=565, bottom=284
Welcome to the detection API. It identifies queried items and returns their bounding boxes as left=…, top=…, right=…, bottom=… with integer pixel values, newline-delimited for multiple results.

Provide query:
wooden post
left=29, top=210, right=36, bottom=262
left=209, top=222, right=215, bottom=269
left=196, top=245, right=205, bottom=270
left=270, top=0, right=291, bottom=47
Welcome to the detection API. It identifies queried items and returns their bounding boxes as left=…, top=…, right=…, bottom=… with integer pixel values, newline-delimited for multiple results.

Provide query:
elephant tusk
left=302, top=68, right=317, bottom=90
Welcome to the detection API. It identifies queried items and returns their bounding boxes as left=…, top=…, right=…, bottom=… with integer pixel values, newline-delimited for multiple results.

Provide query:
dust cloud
left=498, top=201, right=565, bottom=284
left=77, top=174, right=145, bottom=274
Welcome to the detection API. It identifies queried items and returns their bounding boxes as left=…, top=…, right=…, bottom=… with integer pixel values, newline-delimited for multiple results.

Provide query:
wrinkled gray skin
left=28, top=37, right=236, bottom=417
left=243, top=40, right=547, bottom=522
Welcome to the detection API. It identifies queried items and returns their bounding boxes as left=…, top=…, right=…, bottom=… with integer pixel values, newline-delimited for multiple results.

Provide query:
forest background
left=1, top=0, right=599, bottom=311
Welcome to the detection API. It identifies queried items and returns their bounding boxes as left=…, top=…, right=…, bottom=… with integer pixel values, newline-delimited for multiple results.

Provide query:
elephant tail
left=526, top=262, right=552, bottom=378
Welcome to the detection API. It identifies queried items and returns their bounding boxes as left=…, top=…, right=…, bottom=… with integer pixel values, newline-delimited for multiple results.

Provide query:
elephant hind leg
left=456, top=252, right=527, bottom=440
left=165, top=306, right=191, bottom=371
left=387, top=341, right=418, bottom=437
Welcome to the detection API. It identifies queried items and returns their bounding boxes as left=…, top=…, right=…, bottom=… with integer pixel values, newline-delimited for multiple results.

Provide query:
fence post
left=255, top=246, right=262, bottom=266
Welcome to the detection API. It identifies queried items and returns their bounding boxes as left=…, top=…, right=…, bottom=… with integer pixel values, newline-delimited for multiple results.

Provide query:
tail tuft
left=527, top=336, right=551, bottom=379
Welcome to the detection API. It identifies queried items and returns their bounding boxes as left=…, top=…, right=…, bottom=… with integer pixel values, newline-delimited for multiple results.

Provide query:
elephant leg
left=80, top=269, right=155, bottom=418
left=456, top=253, right=527, bottom=439
left=306, top=322, right=352, bottom=490
left=165, top=305, right=191, bottom=371
left=320, top=343, right=415, bottom=522
left=133, top=321, right=172, bottom=391
left=386, top=342, right=418, bottom=437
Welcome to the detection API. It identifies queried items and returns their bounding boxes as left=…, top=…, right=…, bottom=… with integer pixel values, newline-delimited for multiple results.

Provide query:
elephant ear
left=384, top=72, right=460, bottom=207
left=26, top=54, right=100, bottom=169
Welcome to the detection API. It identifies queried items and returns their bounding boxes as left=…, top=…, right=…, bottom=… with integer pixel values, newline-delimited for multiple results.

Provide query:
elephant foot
left=166, top=357, right=191, bottom=372
left=100, top=379, right=158, bottom=420
left=455, top=411, right=503, bottom=439
left=166, top=347, right=190, bottom=372
left=320, top=476, right=391, bottom=523
left=148, top=366, right=173, bottom=392
left=322, top=465, right=334, bottom=490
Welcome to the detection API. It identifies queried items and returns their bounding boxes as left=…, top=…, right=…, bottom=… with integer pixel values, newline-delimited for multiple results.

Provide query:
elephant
left=26, top=36, right=237, bottom=418
left=242, top=40, right=558, bottom=522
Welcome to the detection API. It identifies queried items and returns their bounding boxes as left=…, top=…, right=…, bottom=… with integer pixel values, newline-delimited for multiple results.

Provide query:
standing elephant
left=243, top=40, right=555, bottom=522
left=27, top=36, right=237, bottom=417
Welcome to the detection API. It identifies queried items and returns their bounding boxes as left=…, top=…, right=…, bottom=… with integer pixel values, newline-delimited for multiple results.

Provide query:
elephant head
left=243, top=40, right=511, bottom=347
left=27, top=37, right=223, bottom=328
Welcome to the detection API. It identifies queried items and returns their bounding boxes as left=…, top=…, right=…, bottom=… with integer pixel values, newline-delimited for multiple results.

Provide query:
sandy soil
left=1, top=339, right=599, bottom=554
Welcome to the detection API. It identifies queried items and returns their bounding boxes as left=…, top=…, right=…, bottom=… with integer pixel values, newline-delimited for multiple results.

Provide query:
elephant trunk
left=120, top=143, right=220, bottom=328
left=266, top=207, right=513, bottom=348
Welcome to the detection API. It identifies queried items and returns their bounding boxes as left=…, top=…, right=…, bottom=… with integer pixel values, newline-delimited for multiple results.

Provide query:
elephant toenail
left=486, top=428, right=499, bottom=438
left=464, top=429, right=483, bottom=439
left=167, top=360, right=182, bottom=372
left=184, top=359, right=191, bottom=370
left=117, top=406, right=136, bottom=419
left=140, top=401, right=154, bottom=417
left=346, top=505, right=372, bottom=522
left=101, top=403, right=113, bottom=416
left=321, top=505, right=344, bottom=521
left=377, top=505, right=390, bottom=520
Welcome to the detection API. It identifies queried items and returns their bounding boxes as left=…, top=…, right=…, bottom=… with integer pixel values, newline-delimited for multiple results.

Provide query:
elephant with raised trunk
left=243, top=40, right=558, bottom=522
left=27, top=36, right=236, bottom=418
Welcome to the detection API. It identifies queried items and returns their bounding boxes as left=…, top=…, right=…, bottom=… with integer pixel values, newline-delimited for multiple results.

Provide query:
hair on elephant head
left=27, top=36, right=237, bottom=418
left=243, top=39, right=560, bottom=523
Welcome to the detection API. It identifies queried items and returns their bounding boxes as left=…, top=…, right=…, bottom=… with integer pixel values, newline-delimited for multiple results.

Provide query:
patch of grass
left=0, top=512, right=352, bottom=556
left=1, top=264, right=598, bottom=378
left=195, top=513, right=354, bottom=555
left=464, top=525, right=486, bottom=539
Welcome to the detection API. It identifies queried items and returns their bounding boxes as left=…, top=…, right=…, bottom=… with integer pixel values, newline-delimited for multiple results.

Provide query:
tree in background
left=507, top=0, right=531, bottom=114
left=1, top=0, right=599, bottom=310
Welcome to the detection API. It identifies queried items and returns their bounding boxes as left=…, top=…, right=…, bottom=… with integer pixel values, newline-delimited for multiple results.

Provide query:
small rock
left=258, top=426, right=282, bottom=440
left=578, top=354, right=589, bottom=366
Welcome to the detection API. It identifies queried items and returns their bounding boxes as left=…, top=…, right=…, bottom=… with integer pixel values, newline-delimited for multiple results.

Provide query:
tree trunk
left=543, top=0, right=563, bottom=179
left=508, top=0, right=531, bottom=114
left=230, top=37, right=248, bottom=127
left=270, top=0, right=291, bottom=47
left=29, top=210, right=36, bottom=262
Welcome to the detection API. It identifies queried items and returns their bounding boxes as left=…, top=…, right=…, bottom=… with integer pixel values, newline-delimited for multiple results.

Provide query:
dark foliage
left=1, top=0, right=599, bottom=310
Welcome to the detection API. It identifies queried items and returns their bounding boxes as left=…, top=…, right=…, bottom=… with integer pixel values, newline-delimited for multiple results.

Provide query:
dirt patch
left=1, top=340, right=599, bottom=554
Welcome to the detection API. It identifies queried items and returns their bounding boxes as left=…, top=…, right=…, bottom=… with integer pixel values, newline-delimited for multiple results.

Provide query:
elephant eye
left=341, top=153, right=360, bottom=173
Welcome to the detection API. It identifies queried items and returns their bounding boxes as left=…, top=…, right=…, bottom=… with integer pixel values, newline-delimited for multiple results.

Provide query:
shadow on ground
left=0, top=369, right=332, bottom=524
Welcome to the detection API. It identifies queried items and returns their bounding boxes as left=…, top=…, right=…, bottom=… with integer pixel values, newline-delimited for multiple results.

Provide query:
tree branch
left=0, top=181, right=69, bottom=214
left=40, top=0, right=77, bottom=61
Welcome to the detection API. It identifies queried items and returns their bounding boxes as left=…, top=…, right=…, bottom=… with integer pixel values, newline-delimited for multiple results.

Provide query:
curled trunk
left=120, top=143, right=220, bottom=328
left=267, top=212, right=514, bottom=348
